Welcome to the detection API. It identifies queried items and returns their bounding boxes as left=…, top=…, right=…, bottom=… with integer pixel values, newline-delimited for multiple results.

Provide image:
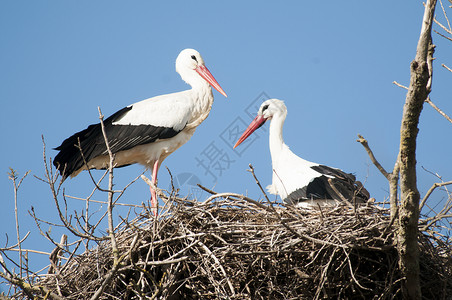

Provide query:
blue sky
left=1, top=1, right=451, bottom=287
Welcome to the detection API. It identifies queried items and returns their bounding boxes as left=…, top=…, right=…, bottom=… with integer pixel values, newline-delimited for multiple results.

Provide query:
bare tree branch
left=420, top=180, right=452, bottom=210
left=247, top=164, right=272, bottom=204
left=8, top=169, right=30, bottom=278
left=356, top=135, right=391, bottom=180
left=425, top=96, right=452, bottom=124
left=442, top=63, right=452, bottom=72
left=97, top=107, right=119, bottom=263
left=393, top=81, right=409, bottom=90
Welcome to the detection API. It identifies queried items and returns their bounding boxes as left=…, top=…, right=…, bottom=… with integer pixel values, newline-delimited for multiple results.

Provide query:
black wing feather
left=285, top=165, right=370, bottom=205
left=53, top=106, right=183, bottom=180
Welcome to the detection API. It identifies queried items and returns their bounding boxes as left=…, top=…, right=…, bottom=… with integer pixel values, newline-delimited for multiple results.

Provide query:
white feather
left=270, top=144, right=321, bottom=199
left=112, top=90, right=193, bottom=131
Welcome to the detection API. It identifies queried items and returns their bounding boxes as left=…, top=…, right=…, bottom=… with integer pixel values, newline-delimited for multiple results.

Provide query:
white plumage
left=235, top=99, right=369, bottom=208
left=54, top=48, right=227, bottom=215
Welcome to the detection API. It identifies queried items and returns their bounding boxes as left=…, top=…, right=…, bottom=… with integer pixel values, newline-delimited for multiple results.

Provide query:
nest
left=37, top=194, right=451, bottom=300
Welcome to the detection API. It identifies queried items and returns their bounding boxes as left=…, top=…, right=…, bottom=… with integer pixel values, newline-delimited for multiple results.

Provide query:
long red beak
left=196, top=65, right=228, bottom=97
left=233, top=115, right=267, bottom=149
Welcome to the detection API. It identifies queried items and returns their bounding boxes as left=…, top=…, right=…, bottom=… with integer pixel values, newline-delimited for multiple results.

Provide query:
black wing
left=285, top=165, right=370, bottom=205
left=53, top=106, right=183, bottom=180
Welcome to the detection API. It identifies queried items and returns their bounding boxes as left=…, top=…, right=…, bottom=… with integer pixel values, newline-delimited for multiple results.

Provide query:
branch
left=8, top=169, right=30, bottom=278
left=419, top=167, right=452, bottom=210
left=442, top=63, right=452, bottom=73
left=432, top=0, right=452, bottom=35
left=75, top=140, right=121, bottom=194
left=356, top=133, right=399, bottom=219
left=356, top=135, right=391, bottom=180
left=0, top=232, right=30, bottom=251
left=433, top=29, right=452, bottom=41
left=247, top=164, right=272, bottom=204
left=424, top=97, right=452, bottom=124
left=39, top=139, right=107, bottom=241
left=97, top=107, right=119, bottom=263
left=393, top=81, right=409, bottom=90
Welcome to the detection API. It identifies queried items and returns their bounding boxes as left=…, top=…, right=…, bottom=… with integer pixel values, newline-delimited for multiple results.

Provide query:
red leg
left=150, top=160, right=159, bottom=216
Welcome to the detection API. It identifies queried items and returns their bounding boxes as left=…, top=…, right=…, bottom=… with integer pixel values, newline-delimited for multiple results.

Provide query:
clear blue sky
left=1, top=1, right=451, bottom=289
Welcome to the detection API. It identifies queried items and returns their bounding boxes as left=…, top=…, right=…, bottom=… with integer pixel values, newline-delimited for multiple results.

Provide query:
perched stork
left=234, top=99, right=369, bottom=208
left=53, top=48, right=227, bottom=215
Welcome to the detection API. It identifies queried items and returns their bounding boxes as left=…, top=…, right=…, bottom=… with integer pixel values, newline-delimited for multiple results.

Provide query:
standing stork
left=234, top=99, right=369, bottom=208
left=53, top=49, right=227, bottom=215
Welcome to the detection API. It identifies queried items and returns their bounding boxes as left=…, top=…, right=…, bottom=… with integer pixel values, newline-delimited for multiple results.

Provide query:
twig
left=40, top=138, right=107, bottom=241
left=66, top=195, right=143, bottom=208
left=425, top=97, right=452, bottom=124
left=393, top=81, right=409, bottom=90
left=438, top=0, right=451, bottom=32
left=356, top=135, right=391, bottom=180
left=197, top=184, right=217, bottom=195
left=442, top=63, right=452, bottom=73
left=0, top=232, right=30, bottom=251
left=5, top=248, right=52, bottom=256
left=247, top=164, right=271, bottom=203
left=76, top=140, right=121, bottom=194
left=8, top=169, right=30, bottom=278
left=432, top=0, right=452, bottom=35
left=420, top=180, right=452, bottom=210
left=433, top=29, right=452, bottom=41
left=98, top=107, right=119, bottom=263
left=342, top=248, right=372, bottom=291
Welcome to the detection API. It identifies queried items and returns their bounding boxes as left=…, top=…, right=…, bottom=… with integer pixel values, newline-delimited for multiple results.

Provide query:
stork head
left=234, top=99, right=287, bottom=148
left=175, top=49, right=227, bottom=97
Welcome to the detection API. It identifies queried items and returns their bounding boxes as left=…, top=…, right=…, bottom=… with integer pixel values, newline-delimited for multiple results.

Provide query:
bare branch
left=8, top=169, right=30, bottom=278
left=439, top=0, right=451, bottom=32
left=433, top=0, right=452, bottom=35
left=247, top=164, right=272, bottom=204
left=0, top=232, right=30, bottom=251
left=425, top=96, right=452, bottom=124
left=97, top=107, right=119, bottom=263
left=433, top=28, right=452, bottom=41
left=356, top=135, right=391, bottom=180
left=442, top=63, right=452, bottom=72
left=393, top=81, right=409, bottom=90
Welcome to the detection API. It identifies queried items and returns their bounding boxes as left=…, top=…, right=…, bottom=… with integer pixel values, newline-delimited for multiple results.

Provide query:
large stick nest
left=38, top=194, right=451, bottom=299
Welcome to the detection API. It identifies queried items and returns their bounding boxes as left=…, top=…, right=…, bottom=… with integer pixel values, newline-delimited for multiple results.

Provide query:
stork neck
left=190, top=78, right=211, bottom=92
left=268, top=113, right=286, bottom=159
left=187, top=84, right=214, bottom=128
left=192, top=84, right=213, bottom=109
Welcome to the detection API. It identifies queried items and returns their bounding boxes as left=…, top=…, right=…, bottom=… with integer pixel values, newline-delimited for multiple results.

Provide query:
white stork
left=234, top=99, right=369, bottom=208
left=53, top=48, right=227, bottom=215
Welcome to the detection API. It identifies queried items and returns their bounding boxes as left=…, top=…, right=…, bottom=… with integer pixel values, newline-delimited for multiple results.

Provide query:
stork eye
left=191, top=55, right=198, bottom=62
left=262, top=104, right=269, bottom=112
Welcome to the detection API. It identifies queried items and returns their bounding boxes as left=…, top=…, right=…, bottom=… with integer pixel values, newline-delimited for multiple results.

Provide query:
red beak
left=196, top=65, right=228, bottom=97
left=234, top=115, right=267, bottom=149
